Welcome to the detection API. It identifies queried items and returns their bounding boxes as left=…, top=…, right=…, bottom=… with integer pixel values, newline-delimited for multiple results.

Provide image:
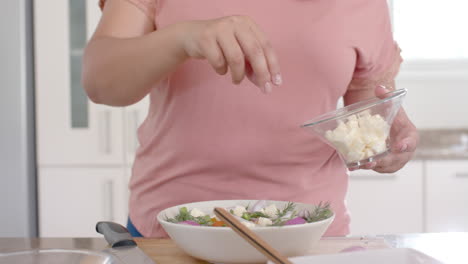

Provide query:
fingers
left=375, top=85, right=391, bottom=99
left=351, top=85, right=418, bottom=173
left=199, top=33, right=228, bottom=75
left=359, top=127, right=416, bottom=173
left=392, top=135, right=418, bottom=154
left=352, top=149, right=411, bottom=173
left=372, top=151, right=413, bottom=173
left=216, top=31, right=245, bottom=84
left=403, top=136, right=418, bottom=152
left=234, top=27, right=272, bottom=92
left=349, top=161, right=377, bottom=171
left=389, top=110, right=419, bottom=154
left=194, top=16, right=281, bottom=93
left=248, top=22, right=282, bottom=86
left=362, top=162, right=377, bottom=170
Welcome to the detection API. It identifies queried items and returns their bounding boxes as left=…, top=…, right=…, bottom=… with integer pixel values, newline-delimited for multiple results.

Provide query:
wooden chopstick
left=214, top=207, right=294, bottom=264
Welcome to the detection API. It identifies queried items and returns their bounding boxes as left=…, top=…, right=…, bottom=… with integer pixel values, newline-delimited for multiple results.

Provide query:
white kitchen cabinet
left=34, top=0, right=125, bottom=166
left=34, top=0, right=149, bottom=167
left=33, top=0, right=152, bottom=237
left=38, top=168, right=128, bottom=237
left=124, top=168, right=133, bottom=209
left=123, top=96, right=150, bottom=166
left=347, top=161, right=424, bottom=235
left=426, top=161, right=468, bottom=232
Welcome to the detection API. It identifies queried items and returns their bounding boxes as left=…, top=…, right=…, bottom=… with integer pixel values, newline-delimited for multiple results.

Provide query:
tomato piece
left=212, top=220, right=226, bottom=227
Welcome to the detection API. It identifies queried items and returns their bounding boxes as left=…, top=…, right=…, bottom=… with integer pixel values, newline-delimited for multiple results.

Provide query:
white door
left=426, top=161, right=468, bottom=232
left=346, top=161, right=424, bottom=235
left=34, top=0, right=124, bottom=166
left=38, top=167, right=127, bottom=237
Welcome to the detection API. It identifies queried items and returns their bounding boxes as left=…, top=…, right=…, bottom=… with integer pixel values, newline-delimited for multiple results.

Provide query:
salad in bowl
left=157, top=200, right=334, bottom=264
left=165, top=200, right=333, bottom=228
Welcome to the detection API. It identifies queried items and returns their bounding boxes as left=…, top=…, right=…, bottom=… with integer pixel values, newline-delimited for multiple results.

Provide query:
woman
left=83, top=0, right=419, bottom=237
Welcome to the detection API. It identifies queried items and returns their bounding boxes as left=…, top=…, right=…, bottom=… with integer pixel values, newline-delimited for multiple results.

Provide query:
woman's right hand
left=177, top=16, right=282, bottom=93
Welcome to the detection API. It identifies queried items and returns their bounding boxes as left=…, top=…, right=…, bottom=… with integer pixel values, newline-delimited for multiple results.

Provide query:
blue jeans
left=127, top=217, right=143, bottom=237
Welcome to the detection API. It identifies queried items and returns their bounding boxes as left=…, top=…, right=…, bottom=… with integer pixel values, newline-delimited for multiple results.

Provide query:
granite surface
left=413, top=129, right=468, bottom=160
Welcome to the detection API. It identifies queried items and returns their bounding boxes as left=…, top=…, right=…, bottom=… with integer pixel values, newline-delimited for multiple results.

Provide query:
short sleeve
left=99, top=0, right=157, bottom=21
left=349, top=0, right=403, bottom=90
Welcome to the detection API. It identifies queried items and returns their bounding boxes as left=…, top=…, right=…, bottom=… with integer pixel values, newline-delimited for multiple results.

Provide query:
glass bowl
left=302, top=88, right=407, bottom=169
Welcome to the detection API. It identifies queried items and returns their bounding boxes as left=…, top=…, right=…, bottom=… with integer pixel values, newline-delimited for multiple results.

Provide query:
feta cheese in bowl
left=325, top=110, right=390, bottom=163
left=189, top=208, right=205, bottom=217
left=302, top=88, right=407, bottom=168
left=232, top=205, right=247, bottom=217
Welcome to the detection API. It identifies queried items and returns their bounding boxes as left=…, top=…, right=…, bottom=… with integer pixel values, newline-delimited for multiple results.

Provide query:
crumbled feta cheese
left=347, top=150, right=365, bottom=162
left=190, top=208, right=205, bottom=217
left=209, top=215, right=220, bottom=221
left=262, top=204, right=278, bottom=218
left=256, top=217, right=273, bottom=227
left=232, top=205, right=246, bottom=217
left=325, top=112, right=390, bottom=162
left=365, top=148, right=375, bottom=158
left=242, top=221, right=256, bottom=228
left=371, top=140, right=387, bottom=154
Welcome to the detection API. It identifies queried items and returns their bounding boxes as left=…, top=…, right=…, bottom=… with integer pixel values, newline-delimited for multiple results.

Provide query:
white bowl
left=157, top=200, right=335, bottom=264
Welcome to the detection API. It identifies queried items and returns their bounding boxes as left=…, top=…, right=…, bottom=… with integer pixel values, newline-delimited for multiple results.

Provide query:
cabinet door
left=426, top=161, right=468, bottom=232
left=34, top=0, right=124, bottom=166
left=38, top=168, right=128, bottom=237
left=346, top=161, right=424, bottom=235
left=124, top=167, right=132, bottom=208
left=123, top=96, right=150, bottom=166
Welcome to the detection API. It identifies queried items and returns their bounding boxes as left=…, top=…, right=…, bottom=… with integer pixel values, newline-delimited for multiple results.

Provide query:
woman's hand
left=178, top=16, right=282, bottom=93
left=357, top=86, right=419, bottom=173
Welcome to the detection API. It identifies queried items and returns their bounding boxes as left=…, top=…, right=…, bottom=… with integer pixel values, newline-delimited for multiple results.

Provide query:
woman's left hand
left=354, top=86, right=419, bottom=173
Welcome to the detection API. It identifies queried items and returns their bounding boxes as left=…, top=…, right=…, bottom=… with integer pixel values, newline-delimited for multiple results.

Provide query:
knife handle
left=96, top=221, right=137, bottom=248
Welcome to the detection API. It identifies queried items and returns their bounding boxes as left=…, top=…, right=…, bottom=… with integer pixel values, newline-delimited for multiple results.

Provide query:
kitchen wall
left=397, top=64, right=468, bottom=129
left=391, top=0, right=468, bottom=129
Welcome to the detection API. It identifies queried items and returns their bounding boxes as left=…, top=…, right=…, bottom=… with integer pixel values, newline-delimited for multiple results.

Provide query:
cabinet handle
left=99, top=111, right=112, bottom=155
left=102, top=180, right=114, bottom=221
left=455, top=172, right=468, bottom=178
left=349, top=173, right=397, bottom=180
left=127, top=110, right=140, bottom=153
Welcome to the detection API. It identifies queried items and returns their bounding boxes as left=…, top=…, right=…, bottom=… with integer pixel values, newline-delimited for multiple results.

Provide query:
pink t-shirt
left=100, top=0, right=402, bottom=237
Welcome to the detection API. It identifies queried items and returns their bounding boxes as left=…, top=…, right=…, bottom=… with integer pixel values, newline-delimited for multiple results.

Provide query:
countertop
left=413, top=129, right=468, bottom=160
left=1, top=233, right=467, bottom=263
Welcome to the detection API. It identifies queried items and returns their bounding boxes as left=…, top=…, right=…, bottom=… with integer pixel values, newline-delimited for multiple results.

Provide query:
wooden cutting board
left=135, top=236, right=391, bottom=264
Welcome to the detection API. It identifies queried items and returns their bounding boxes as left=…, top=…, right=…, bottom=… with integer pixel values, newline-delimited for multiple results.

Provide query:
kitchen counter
left=1, top=233, right=467, bottom=263
left=414, top=129, right=468, bottom=160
